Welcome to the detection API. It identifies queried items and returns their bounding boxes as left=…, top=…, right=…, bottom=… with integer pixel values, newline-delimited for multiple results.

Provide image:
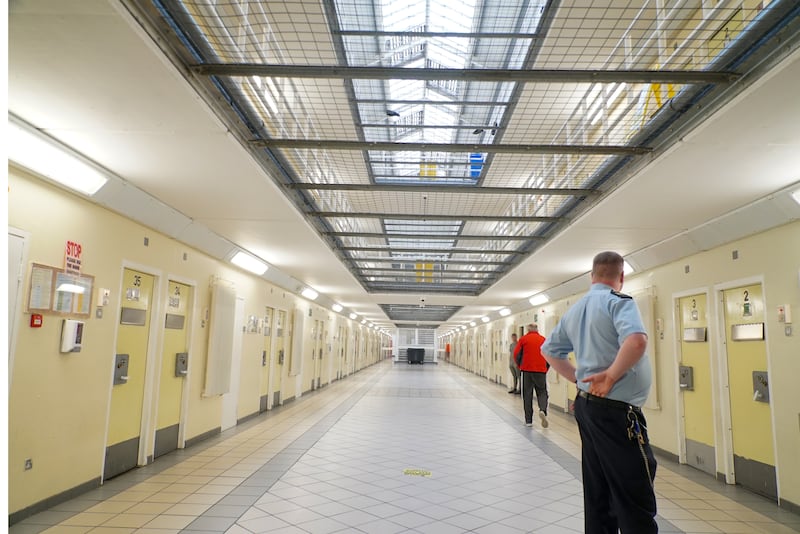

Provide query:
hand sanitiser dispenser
left=60, top=319, right=85, bottom=353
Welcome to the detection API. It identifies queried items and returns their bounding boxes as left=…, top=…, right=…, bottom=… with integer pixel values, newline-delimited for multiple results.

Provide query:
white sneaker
left=525, top=422, right=533, bottom=427
left=539, top=412, right=549, bottom=428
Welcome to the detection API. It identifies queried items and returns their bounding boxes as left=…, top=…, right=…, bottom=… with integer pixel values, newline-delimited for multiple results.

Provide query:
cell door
left=337, top=325, right=347, bottom=379
left=723, top=284, right=776, bottom=499
left=320, top=324, right=330, bottom=385
left=314, top=320, right=325, bottom=388
left=308, top=319, right=319, bottom=390
left=678, top=294, right=715, bottom=475
left=272, top=310, right=286, bottom=406
left=105, top=268, right=154, bottom=480
left=353, top=329, right=360, bottom=371
left=476, top=332, right=484, bottom=377
left=260, top=307, right=274, bottom=412
left=155, top=280, right=191, bottom=458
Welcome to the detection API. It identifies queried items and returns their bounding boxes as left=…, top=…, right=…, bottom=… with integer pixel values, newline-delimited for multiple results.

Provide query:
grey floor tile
left=12, top=363, right=800, bottom=534
left=184, top=515, right=238, bottom=531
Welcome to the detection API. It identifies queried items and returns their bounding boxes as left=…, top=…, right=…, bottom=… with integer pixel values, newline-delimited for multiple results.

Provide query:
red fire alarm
left=30, top=314, right=43, bottom=328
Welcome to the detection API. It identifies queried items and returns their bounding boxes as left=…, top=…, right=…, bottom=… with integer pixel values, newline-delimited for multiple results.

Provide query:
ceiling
left=8, top=0, right=800, bottom=332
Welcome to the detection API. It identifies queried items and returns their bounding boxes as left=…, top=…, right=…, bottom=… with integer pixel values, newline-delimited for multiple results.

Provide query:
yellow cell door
left=260, top=307, right=274, bottom=412
left=343, top=327, right=350, bottom=376
left=477, top=332, right=484, bottom=377
left=307, top=319, right=319, bottom=391
left=320, top=324, right=330, bottom=386
left=272, top=310, right=286, bottom=406
left=353, top=329, right=361, bottom=371
left=313, top=320, right=324, bottom=389
left=679, top=294, right=715, bottom=475
left=723, top=284, right=776, bottom=499
left=105, top=268, right=154, bottom=480
left=336, top=325, right=346, bottom=380
left=155, top=281, right=191, bottom=458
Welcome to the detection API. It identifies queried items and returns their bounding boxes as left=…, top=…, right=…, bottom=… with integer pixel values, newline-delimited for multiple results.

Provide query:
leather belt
left=576, top=389, right=640, bottom=412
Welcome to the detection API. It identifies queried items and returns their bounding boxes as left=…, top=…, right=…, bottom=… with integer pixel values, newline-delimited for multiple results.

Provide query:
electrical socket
left=24, top=458, right=33, bottom=470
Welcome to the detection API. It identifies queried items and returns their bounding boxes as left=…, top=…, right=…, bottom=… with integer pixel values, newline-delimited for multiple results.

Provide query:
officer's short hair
left=592, top=251, right=624, bottom=279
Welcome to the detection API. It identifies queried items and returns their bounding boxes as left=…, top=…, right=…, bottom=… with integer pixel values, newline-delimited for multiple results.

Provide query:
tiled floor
left=10, top=360, right=800, bottom=533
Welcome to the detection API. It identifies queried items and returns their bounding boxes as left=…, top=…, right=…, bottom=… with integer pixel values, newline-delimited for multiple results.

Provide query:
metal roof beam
left=327, top=231, right=541, bottom=240
left=312, top=211, right=563, bottom=222
left=366, top=284, right=483, bottom=293
left=341, top=246, right=522, bottom=255
left=336, top=30, right=540, bottom=39
left=192, top=64, right=739, bottom=84
left=365, top=275, right=497, bottom=282
left=353, top=258, right=510, bottom=265
left=359, top=123, right=502, bottom=130
left=253, top=139, right=649, bottom=155
left=360, top=99, right=508, bottom=106
left=291, top=183, right=598, bottom=195
left=359, top=267, right=498, bottom=272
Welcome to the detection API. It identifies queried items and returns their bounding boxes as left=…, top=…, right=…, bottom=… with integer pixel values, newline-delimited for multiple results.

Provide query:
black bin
left=407, top=348, right=424, bottom=364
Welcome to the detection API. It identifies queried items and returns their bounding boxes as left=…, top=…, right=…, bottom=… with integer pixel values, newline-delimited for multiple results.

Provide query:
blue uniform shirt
left=541, top=283, right=652, bottom=407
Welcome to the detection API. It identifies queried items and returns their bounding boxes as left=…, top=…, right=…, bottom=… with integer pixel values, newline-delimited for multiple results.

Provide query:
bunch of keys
left=626, top=409, right=645, bottom=444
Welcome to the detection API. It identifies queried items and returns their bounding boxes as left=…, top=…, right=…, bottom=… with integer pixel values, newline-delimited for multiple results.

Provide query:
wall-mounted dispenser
left=60, top=319, right=84, bottom=353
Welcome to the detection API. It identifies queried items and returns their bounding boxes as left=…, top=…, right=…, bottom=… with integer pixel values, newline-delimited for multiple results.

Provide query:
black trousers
left=574, top=394, right=658, bottom=534
left=520, top=371, right=548, bottom=423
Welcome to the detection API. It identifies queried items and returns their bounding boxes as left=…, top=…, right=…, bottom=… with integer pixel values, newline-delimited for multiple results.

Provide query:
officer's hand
left=582, top=372, right=615, bottom=397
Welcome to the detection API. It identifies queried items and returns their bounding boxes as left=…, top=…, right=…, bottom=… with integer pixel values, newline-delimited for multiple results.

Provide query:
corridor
left=10, top=361, right=800, bottom=534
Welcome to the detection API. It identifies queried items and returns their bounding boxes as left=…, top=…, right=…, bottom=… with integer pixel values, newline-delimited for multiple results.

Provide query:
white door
left=8, top=230, right=27, bottom=388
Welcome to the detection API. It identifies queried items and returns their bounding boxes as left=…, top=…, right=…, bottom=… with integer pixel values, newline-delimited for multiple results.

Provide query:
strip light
left=8, top=117, right=108, bottom=195
left=529, top=293, right=549, bottom=306
left=230, top=251, right=268, bottom=275
left=301, top=287, right=319, bottom=300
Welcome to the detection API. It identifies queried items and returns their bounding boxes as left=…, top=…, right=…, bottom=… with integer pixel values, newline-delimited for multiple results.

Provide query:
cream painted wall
left=449, top=220, right=799, bottom=507
left=635, top=221, right=800, bottom=506
left=7, top=168, right=377, bottom=515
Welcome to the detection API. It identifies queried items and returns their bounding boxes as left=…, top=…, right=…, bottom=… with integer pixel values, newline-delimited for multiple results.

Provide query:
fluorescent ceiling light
left=481, top=316, right=489, bottom=323
left=469, top=321, right=476, bottom=327
left=332, top=303, right=343, bottom=313
left=623, top=261, right=635, bottom=274
left=349, top=313, right=358, bottom=320
left=8, top=118, right=108, bottom=195
left=499, top=308, right=511, bottom=317
left=791, top=188, right=800, bottom=206
left=301, top=287, right=319, bottom=300
left=230, top=251, right=268, bottom=275
left=361, top=319, right=366, bottom=324
left=56, top=283, right=85, bottom=294
left=529, top=293, right=549, bottom=306
left=461, top=325, right=467, bottom=330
